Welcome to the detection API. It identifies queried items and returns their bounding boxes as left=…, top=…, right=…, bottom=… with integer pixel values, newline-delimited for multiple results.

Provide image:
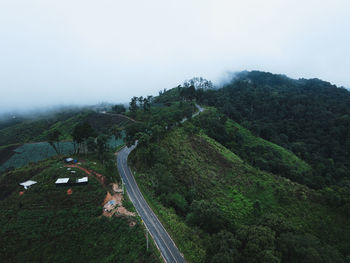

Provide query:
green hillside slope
left=0, top=111, right=132, bottom=146
left=0, top=111, right=89, bottom=146
left=193, top=109, right=313, bottom=184
left=0, top=158, right=158, bottom=263
left=130, top=126, right=350, bottom=263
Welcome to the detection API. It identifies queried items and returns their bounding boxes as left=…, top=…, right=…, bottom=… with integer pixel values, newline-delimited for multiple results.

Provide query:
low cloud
left=1, top=0, right=349, bottom=113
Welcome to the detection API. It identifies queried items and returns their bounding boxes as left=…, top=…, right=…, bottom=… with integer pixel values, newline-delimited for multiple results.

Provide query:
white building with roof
left=76, top=177, right=88, bottom=185
left=19, top=180, right=37, bottom=190
left=65, top=158, right=74, bottom=163
left=55, top=178, right=70, bottom=186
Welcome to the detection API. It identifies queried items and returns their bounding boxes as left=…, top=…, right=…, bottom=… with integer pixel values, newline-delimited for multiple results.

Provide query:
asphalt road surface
left=117, top=146, right=186, bottom=263
left=116, top=104, right=204, bottom=263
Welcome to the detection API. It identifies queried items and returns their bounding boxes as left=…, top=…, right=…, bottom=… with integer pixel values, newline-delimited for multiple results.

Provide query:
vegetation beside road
left=124, top=74, right=350, bottom=262
left=130, top=125, right=350, bottom=262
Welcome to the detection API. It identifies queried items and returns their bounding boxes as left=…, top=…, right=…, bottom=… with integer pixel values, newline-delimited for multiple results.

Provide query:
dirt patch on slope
left=102, top=183, right=136, bottom=225
left=64, top=163, right=135, bottom=224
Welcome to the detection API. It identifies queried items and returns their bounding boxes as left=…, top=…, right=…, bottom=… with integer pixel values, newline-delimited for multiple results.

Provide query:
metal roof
left=76, top=177, right=88, bottom=183
left=55, top=178, right=70, bottom=184
left=19, top=180, right=37, bottom=187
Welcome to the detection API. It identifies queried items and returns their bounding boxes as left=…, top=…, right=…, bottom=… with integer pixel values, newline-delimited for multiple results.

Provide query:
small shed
left=64, top=158, right=74, bottom=163
left=55, top=178, right=70, bottom=186
left=19, top=180, right=37, bottom=190
left=76, top=177, right=88, bottom=185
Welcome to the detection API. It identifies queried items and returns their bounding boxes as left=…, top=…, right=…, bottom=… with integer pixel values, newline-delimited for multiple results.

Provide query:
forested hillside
left=130, top=125, right=350, bottom=263
left=196, top=71, right=350, bottom=188
left=124, top=73, right=350, bottom=262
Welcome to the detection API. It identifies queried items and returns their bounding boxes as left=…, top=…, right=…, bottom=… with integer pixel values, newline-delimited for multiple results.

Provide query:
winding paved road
left=116, top=104, right=204, bottom=263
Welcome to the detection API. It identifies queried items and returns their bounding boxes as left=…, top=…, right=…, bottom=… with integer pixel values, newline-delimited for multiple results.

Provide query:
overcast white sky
left=1, top=0, right=349, bottom=112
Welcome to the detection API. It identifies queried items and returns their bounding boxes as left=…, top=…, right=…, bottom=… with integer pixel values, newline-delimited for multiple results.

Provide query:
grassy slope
left=194, top=108, right=313, bottom=184
left=33, top=113, right=90, bottom=142
left=130, top=127, right=350, bottom=262
left=225, top=119, right=312, bottom=177
left=0, top=158, right=158, bottom=263
left=0, top=113, right=88, bottom=146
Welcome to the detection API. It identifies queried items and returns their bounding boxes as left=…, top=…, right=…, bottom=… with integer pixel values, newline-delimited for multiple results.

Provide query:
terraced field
left=0, top=142, right=74, bottom=171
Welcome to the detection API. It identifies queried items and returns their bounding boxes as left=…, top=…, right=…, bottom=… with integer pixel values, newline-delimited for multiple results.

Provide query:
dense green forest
left=195, top=71, right=350, bottom=188
left=123, top=73, right=350, bottom=262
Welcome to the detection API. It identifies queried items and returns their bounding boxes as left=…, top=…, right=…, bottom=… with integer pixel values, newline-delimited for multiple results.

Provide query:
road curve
left=116, top=104, right=204, bottom=263
left=117, top=146, right=186, bottom=263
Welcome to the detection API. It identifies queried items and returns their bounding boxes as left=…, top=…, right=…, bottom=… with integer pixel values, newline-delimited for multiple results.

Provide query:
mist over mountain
left=0, top=103, right=115, bottom=121
left=1, top=1, right=350, bottom=113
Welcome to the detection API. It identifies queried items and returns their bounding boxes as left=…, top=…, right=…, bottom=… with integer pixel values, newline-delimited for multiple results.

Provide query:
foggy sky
left=1, top=0, right=350, bottom=113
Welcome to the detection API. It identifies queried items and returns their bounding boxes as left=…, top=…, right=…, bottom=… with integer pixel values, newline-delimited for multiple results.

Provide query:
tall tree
left=47, top=129, right=62, bottom=155
left=97, top=134, right=109, bottom=163
left=125, top=122, right=147, bottom=147
left=143, top=96, right=152, bottom=112
left=72, top=122, right=96, bottom=154
left=180, top=86, right=196, bottom=101
left=129, top=96, right=138, bottom=115
left=110, top=125, right=123, bottom=148
left=138, top=96, right=144, bottom=109
left=112, top=104, right=126, bottom=114
left=86, top=137, right=97, bottom=153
